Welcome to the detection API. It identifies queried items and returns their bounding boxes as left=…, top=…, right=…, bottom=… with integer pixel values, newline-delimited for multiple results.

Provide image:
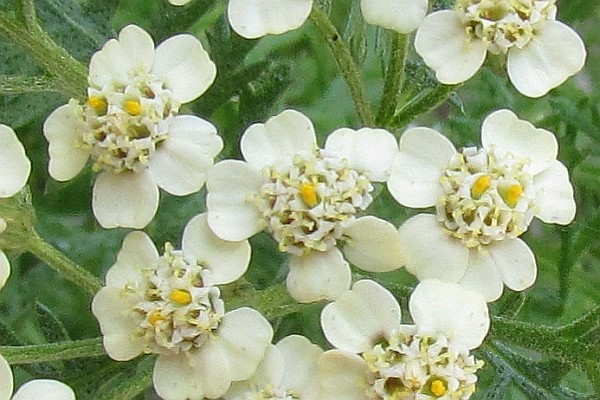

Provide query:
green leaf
left=35, top=302, right=71, bottom=343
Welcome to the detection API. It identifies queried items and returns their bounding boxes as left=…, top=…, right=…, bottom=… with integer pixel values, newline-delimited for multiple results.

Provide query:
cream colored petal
left=0, top=353, right=13, bottom=400
left=224, top=344, right=283, bottom=399
left=182, top=213, right=251, bottom=285
left=12, top=380, right=75, bottom=400
left=286, top=249, right=351, bottom=303
left=321, top=279, right=401, bottom=353
left=43, top=104, right=89, bottom=182
left=240, top=109, right=316, bottom=170
left=278, top=335, right=323, bottom=397
left=324, top=127, right=398, bottom=182
left=0, top=125, right=30, bottom=198
left=168, top=0, right=193, bottom=5
left=117, top=25, right=155, bottom=72
left=227, top=0, right=312, bottom=39
left=92, top=170, right=159, bottom=229
left=415, top=10, right=487, bottom=84
left=154, top=352, right=214, bottom=400
left=398, top=214, right=469, bottom=282
left=409, top=279, right=490, bottom=350
left=490, top=239, right=537, bottom=292
left=360, top=0, right=428, bottom=34
left=318, top=350, right=372, bottom=400
left=206, top=160, right=264, bottom=241
left=459, top=251, right=504, bottom=302
left=343, top=216, right=404, bottom=272
left=507, top=20, right=586, bottom=98
left=533, top=160, right=576, bottom=225
left=0, top=250, right=10, bottom=291
left=106, top=231, right=159, bottom=288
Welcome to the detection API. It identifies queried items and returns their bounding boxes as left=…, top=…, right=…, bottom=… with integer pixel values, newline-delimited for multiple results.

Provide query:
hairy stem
left=377, top=33, right=408, bottom=125
left=0, top=338, right=105, bottom=364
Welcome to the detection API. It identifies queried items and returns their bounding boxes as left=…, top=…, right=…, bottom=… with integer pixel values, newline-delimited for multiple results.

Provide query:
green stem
left=26, top=233, right=103, bottom=295
left=377, top=33, right=408, bottom=125
left=94, top=357, right=154, bottom=400
left=309, top=7, right=374, bottom=126
left=558, top=306, right=600, bottom=338
left=0, top=338, right=105, bottom=364
left=0, top=75, right=58, bottom=93
left=390, top=83, right=458, bottom=129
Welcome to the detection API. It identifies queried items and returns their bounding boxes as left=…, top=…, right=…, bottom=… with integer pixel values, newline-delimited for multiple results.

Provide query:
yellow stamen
left=503, top=184, right=523, bottom=208
left=124, top=99, right=142, bottom=116
left=471, top=175, right=491, bottom=199
left=87, top=96, right=107, bottom=114
left=430, top=379, right=447, bottom=397
left=299, top=183, right=319, bottom=208
left=170, top=289, right=192, bottom=305
left=148, top=310, right=164, bottom=325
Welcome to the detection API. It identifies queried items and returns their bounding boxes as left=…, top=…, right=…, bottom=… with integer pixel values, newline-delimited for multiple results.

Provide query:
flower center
left=249, top=150, right=374, bottom=256
left=456, top=0, right=557, bottom=54
left=75, top=72, right=180, bottom=174
left=255, top=386, right=299, bottom=400
left=363, top=332, right=484, bottom=400
left=436, top=147, right=537, bottom=249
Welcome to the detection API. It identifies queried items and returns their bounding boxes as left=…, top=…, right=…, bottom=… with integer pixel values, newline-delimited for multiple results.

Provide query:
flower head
left=415, top=0, right=586, bottom=97
left=387, top=109, right=576, bottom=301
left=207, top=109, right=403, bottom=303
left=44, top=25, right=222, bottom=229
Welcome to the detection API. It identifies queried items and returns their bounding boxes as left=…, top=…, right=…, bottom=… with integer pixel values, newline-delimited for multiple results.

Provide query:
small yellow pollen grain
left=87, top=96, right=107, bottom=113
left=124, top=99, right=142, bottom=116
left=299, top=183, right=319, bottom=208
left=430, top=379, right=447, bottom=397
left=148, top=310, right=164, bottom=326
left=504, top=184, right=523, bottom=208
left=471, top=175, right=491, bottom=199
left=170, top=289, right=192, bottom=305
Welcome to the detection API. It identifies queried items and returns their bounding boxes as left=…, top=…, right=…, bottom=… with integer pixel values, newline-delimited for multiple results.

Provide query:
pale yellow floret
left=430, top=379, right=447, bottom=397
left=503, top=183, right=523, bottom=208
left=471, top=175, right=491, bottom=199
left=299, top=182, right=319, bottom=208
left=87, top=96, right=107, bottom=113
left=170, top=289, right=192, bottom=305
left=148, top=310, right=164, bottom=325
left=124, top=99, right=142, bottom=116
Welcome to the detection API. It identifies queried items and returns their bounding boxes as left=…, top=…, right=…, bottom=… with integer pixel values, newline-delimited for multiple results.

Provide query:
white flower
left=387, top=109, right=576, bottom=301
left=92, top=213, right=273, bottom=400
left=319, top=279, right=489, bottom=400
left=0, top=353, right=75, bottom=400
left=0, top=124, right=31, bottom=291
left=224, top=335, right=323, bottom=400
left=206, top=109, right=403, bottom=303
left=360, top=0, right=428, bottom=33
left=414, top=0, right=586, bottom=97
left=43, top=25, right=222, bottom=229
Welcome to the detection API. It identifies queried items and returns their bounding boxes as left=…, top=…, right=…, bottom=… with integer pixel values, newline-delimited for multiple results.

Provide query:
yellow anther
left=87, top=96, right=107, bottom=114
left=148, top=310, right=164, bottom=326
left=471, top=175, right=491, bottom=199
left=503, top=184, right=523, bottom=208
left=170, top=289, right=192, bottom=305
left=124, top=99, right=142, bottom=116
left=430, top=379, right=447, bottom=397
left=299, top=183, right=319, bottom=208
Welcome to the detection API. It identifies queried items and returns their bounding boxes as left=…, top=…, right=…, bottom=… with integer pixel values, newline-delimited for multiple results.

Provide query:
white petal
left=481, top=109, right=558, bottom=175
left=12, top=380, right=75, bottom=400
left=409, top=279, right=490, bottom=350
left=154, top=351, right=220, bottom=400
left=168, top=0, right=193, bottom=5
left=227, top=0, right=312, bottom=39
left=459, top=251, right=504, bottom=302
left=43, top=105, right=89, bottom=182
left=489, top=239, right=537, bottom=292
left=318, top=350, right=372, bottom=400
left=286, top=249, right=351, bottom=303
left=92, top=170, right=159, bottom=229
left=0, top=250, right=10, bottom=291
left=324, top=127, right=398, bottom=182
left=152, top=34, right=216, bottom=103
left=398, top=214, right=469, bottom=282
left=117, top=25, right=155, bottom=71
left=388, top=127, right=455, bottom=208
left=507, top=20, right=586, bottom=98
left=0, top=354, right=13, bottom=400
left=360, top=0, right=427, bottom=34
left=149, top=116, right=222, bottom=196
left=206, top=160, right=264, bottom=241
left=182, top=213, right=251, bottom=285
left=342, top=216, right=404, bottom=272
left=240, top=109, right=316, bottom=170
left=415, top=10, right=487, bottom=84
left=533, top=160, right=576, bottom=225
left=321, top=279, right=401, bottom=353
left=278, top=335, right=323, bottom=397
left=106, top=231, right=159, bottom=288
left=224, top=344, right=283, bottom=399
left=0, top=125, right=30, bottom=197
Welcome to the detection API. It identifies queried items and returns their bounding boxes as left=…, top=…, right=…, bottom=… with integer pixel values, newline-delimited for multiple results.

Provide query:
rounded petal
left=168, top=0, right=193, bottom=5
left=388, top=127, right=455, bottom=208
left=533, top=160, right=576, bottom=225
left=227, top=0, right=312, bottom=39
left=459, top=250, right=504, bottom=302
left=286, top=249, right=351, bottom=303
left=324, top=127, right=398, bottom=182
left=481, top=109, right=558, bottom=175
left=0, top=354, right=13, bottom=400
left=206, top=160, right=264, bottom=241
left=360, top=0, right=427, bottom=34
left=149, top=116, right=222, bottom=196
left=152, top=34, right=216, bottom=103
left=318, top=350, right=372, bottom=400
left=415, top=10, right=487, bottom=84
left=0, top=250, right=10, bottom=291
left=43, top=105, right=89, bottom=181
left=278, top=335, right=323, bottom=397
left=240, top=109, right=316, bottom=170
left=321, top=279, right=401, bottom=353
left=92, top=170, right=159, bottom=229
left=489, top=238, right=537, bottom=292
left=398, top=214, right=469, bottom=282
left=224, top=344, right=283, bottom=399
left=182, top=213, right=251, bottom=285
left=409, top=279, right=490, bottom=350
left=106, top=231, right=159, bottom=288
left=507, top=20, right=586, bottom=98
left=0, top=125, right=30, bottom=197
left=12, top=380, right=75, bottom=400
left=342, top=216, right=404, bottom=272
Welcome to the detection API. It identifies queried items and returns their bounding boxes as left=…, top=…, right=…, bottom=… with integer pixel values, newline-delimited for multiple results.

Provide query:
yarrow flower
left=224, top=335, right=323, bottom=400
left=92, top=213, right=272, bottom=400
left=319, top=279, right=489, bottom=400
left=414, top=0, right=586, bottom=97
left=360, top=0, right=428, bottom=33
left=44, top=25, right=222, bottom=229
left=206, top=109, right=403, bottom=303
left=387, top=109, right=576, bottom=301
